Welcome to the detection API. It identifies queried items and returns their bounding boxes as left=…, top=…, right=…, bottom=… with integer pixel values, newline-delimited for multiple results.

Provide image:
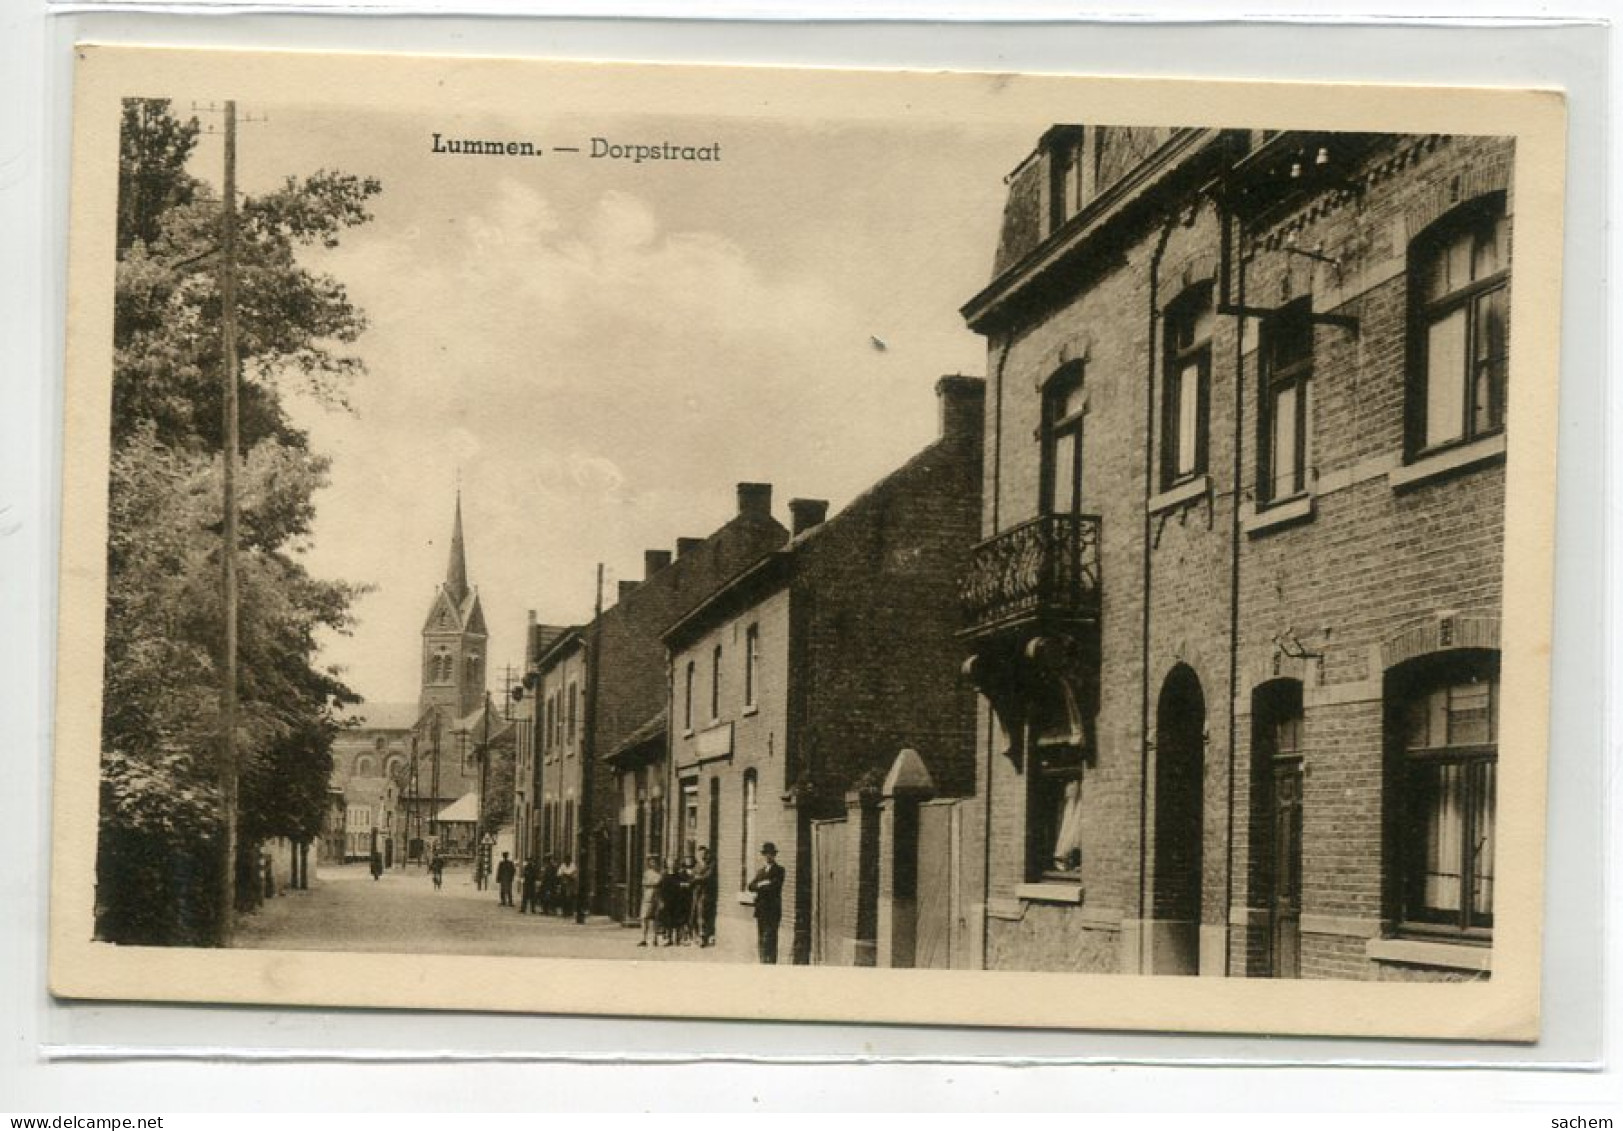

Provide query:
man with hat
left=746, top=842, right=786, bottom=964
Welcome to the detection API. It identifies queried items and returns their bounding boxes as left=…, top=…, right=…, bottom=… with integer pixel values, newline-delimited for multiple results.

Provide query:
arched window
left=355, top=755, right=375, bottom=778
left=1409, top=194, right=1510, bottom=455
left=1390, top=652, right=1498, bottom=937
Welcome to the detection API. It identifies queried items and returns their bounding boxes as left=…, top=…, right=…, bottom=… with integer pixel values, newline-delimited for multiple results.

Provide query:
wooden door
left=1270, top=759, right=1304, bottom=979
left=914, top=803, right=954, bottom=969
left=811, top=818, right=848, bottom=966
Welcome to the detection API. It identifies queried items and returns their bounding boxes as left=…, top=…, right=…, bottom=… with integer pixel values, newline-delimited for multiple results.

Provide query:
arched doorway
left=1152, top=663, right=1205, bottom=975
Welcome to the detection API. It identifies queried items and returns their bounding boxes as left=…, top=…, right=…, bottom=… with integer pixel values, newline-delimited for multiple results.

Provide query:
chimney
left=736, top=481, right=773, bottom=520
left=676, top=537, right=704, bottom=559
left=789, top=498, right=829, bottom=537
left=935, top=375, right=986, bottom=445
left=644, top=549, right=672, bottom=578
left=618, top=580, right=638, bottom=601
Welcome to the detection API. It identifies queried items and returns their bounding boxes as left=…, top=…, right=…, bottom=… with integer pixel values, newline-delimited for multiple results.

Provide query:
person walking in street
left=369, top=851, right=383, bottom=882
left=747, top=842, right=785, bottom=964
left=637, top=854, right=662, bottom=947
left=430, top=852, right=444, bottom=890
left=520, top=856, right=540, bottom=914
left=693, top=846, right=718, bottom=947
left=495, top=851, right=517, bottom=907
left=556, top=855, right=579, bottom=917
left=539, top=854, right=559, bottom=915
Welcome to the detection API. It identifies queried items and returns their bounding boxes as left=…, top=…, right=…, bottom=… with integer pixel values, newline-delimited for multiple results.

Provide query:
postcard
left=52, top=44, right=1565, bottom=1038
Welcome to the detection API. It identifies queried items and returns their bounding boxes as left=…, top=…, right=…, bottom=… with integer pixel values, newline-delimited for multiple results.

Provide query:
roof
left=533, top=625, right=586, bottom=672
left=342, top=702, right=421, bottom=732
left=450, top=701, right=517, bottom=746
left=436, top=791, right=480, bottom=823
left=604, top=707, right=668, bottom=763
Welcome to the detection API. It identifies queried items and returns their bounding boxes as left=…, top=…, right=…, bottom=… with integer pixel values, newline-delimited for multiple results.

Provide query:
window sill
left=1390, top=433, right=1507, bottom=491
left=1014, top=881, right=1084, bottom=904
left=1366, top=936, right=1492, bottom=973
left=1149, top=475, right=1210, bottom=515
left=1243, top=493, right=1315, bottom=537
left=741, top=704, right=759, bottom=717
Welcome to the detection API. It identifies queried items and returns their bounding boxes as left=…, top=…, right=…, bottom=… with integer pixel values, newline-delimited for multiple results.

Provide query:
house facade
left=532, top=486, right=790, bottom=916
left=960, top=127, right=1510, bottom=980
left=662, top=376, right=985, bottom=964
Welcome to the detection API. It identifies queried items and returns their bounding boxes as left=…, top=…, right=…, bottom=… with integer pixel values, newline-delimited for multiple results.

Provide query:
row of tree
left=96, top=100, right=381, bottom=945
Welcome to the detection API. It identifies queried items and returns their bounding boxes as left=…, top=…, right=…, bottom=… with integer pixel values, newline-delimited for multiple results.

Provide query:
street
left=234, top=862, right=757, bottom=964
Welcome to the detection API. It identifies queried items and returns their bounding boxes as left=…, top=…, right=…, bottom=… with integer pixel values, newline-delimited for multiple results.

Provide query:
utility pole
left=576, top=564, right=604, bottom=924
left=216, top=100, right=241, bottom=947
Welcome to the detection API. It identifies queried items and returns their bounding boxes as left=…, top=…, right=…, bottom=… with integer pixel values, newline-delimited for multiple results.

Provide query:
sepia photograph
left=50, top=46, right=1565, bottom=1037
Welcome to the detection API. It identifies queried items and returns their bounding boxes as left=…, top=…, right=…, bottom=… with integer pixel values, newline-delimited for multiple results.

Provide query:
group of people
left=493, top=851, right=579, bottom=916
left=639, top=847, right=719, bottom=948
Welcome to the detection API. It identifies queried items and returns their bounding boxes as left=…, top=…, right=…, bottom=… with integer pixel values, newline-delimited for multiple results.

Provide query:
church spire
left=445, top=490, right=469, bottom=604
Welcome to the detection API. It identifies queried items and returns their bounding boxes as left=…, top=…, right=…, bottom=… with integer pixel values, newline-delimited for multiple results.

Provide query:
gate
left=811, top=817, right=848, bottom=965
left=914, top=801, right=955, bottom=969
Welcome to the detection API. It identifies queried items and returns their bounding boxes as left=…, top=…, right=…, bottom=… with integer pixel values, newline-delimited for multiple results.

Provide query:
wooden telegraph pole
left=576, top=564, right=604, bottom=924
left=216, top=100, right=241, bottom=946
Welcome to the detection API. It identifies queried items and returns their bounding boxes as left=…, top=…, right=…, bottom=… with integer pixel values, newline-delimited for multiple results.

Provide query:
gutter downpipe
left=1140, top=212, right=1180, bottom=976
left=979, top=336, right=1009, bottom=971
left=1215, top=183, right=1248, bottom=979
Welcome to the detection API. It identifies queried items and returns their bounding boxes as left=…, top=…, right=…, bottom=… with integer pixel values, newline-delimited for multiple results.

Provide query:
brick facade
left=964, top=128, right=1511, bottom=981
left=664, top=376, right=984, bottom=963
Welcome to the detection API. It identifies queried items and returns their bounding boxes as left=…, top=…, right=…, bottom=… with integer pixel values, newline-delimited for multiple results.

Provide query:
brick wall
left=975, top=130, right=1512, bottom=981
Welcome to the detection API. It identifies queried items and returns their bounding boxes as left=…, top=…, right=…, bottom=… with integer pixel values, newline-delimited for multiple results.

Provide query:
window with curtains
left=1026, top=678, right=1086, bottom=883
left=741, top=769, right=758, bottom=890
left=1395, top=660, right=1498, bottom=938
left=1162, top=283, right=1214, bottom=489
left=1409, top=194, right=1510, bottom=456
left=1259, top=300, right=1314, bottom=504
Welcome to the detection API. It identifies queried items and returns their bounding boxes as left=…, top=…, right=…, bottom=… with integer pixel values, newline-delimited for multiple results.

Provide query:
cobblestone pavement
left=234, top=863, right=757, bottom=964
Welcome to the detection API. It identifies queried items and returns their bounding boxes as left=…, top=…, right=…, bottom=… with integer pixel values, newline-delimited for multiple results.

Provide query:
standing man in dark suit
left=747, top=842, right=785, bottom=964
left=495, top=851, right=517, bottom=906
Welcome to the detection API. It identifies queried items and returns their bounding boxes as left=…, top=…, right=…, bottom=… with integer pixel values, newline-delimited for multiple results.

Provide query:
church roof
left=342, top=701, right=421, bottom=732
left=445, top=491, right=469, bottom=605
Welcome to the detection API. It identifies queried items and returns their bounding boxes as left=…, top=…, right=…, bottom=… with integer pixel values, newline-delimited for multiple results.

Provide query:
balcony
left=959, top=513, right=1102, bottom=643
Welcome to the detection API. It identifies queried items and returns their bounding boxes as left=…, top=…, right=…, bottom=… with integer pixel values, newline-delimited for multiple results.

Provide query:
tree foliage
left=96, top=99, right=380, bottom=943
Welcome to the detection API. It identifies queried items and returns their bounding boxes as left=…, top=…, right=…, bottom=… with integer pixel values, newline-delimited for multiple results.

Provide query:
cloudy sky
left=193, top=100, right=1035, bottom=707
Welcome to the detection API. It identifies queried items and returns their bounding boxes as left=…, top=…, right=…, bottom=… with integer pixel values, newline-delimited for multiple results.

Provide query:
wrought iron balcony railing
left=960, top=513, right=1101, bottom=639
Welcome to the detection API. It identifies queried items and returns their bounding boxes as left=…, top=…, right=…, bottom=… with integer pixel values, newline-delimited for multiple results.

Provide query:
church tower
left=419, top=492, right=488, bottom=720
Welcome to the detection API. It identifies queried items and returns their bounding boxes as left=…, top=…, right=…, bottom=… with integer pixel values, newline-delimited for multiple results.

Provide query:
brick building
left=960, top=127, right=1510, bottom=980
left=325, top=701, right=416, bottom=863
left=529, top=486, right=789, bottom=916
left=661, top=376, right=984, bottom=964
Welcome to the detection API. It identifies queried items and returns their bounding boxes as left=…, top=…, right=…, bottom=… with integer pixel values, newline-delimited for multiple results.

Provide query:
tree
left=96, top=99, right=379, bottom=944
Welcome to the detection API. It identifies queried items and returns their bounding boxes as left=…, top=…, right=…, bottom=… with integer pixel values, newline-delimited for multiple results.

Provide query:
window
left=1162, top=284, right=1214, bottom=488
left=741, top=770, right=758, bottom=889
left=682, top=778, right=700, bottom=857
left=1394, top=658, right=1498, bottom=937
left=566, top=680, right=578, bottom=746
left=744, top=625, right=760, bottom=708
left=1041, top=365, right=1085, bottom=517
left=1260, top=301, right=1314, bottom=503
left=1027, top=678, right=1085, bottom=882
left=428, top=648, right=453, bottom=685
left=354, top=755, right=375, bottom=778
left=1046, top=127, right=1086, bottom=234
left=711, top=644, right=723, bottom=721
left=465, top=650, right=481, bottom=688
left=684, top=661, right=696, bottom=732
left=1411, top=195, right=1510, bottom=455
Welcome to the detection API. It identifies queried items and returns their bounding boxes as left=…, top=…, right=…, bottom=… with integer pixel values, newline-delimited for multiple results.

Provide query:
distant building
left=325, top=701, right=417, bottom=863
left=532, top=484, right=790, bottom=918
left=661, top=376, right=984, bottom=964
left=960, top=126, right=1511, bottom=980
